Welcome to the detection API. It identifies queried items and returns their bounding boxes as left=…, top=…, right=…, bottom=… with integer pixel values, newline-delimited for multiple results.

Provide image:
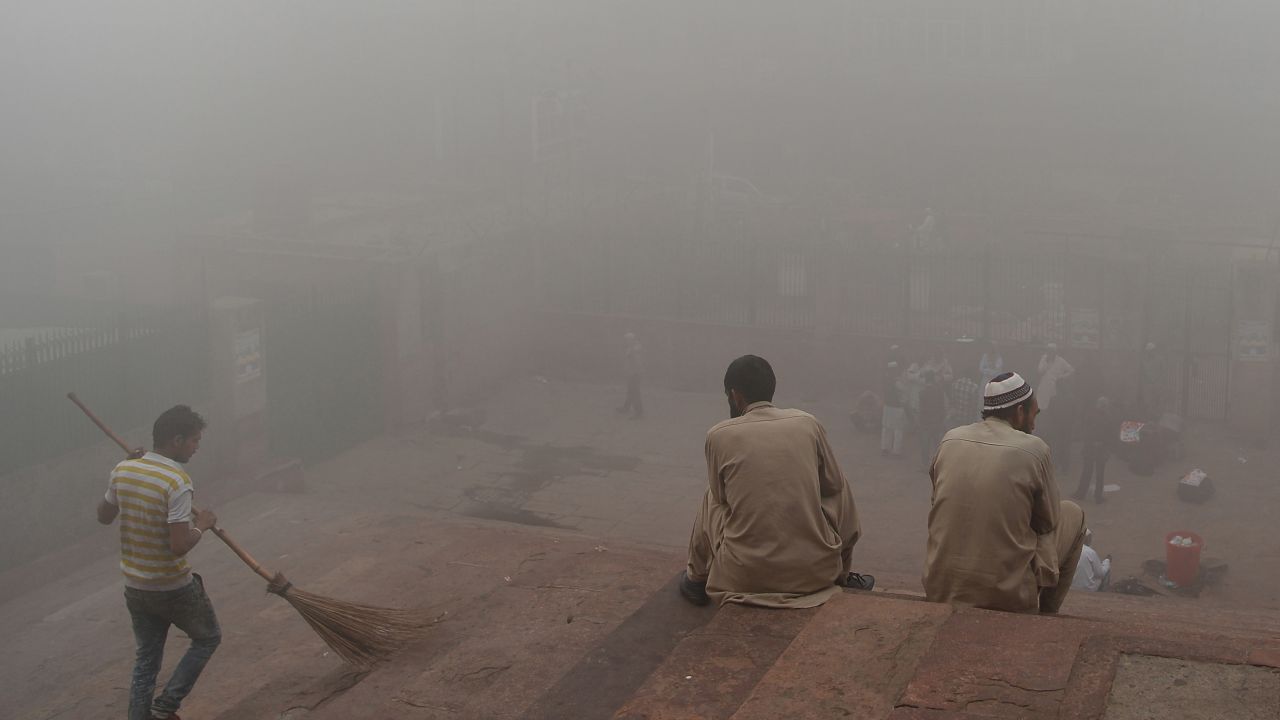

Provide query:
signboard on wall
left=1070, top=308, right=1100, bottom=348
left=235, top=328, right=262, bottom=382
left=1236, top=320, right=1271, bottom=361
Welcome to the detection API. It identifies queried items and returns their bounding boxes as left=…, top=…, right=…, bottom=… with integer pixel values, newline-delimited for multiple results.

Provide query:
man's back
left=108, top=453, right=194, bottom=590
left=925, top=418, right=1058, bottom=612
left=703, top=402, right=859, bottom=607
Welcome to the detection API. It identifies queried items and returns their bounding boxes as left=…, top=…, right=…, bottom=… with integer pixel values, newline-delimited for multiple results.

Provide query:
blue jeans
left=125, top=574, right=221, bottom=720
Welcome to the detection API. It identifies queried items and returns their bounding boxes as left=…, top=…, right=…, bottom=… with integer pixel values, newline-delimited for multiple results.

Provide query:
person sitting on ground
left=681, top=355, right=873, bottom=608
left=1072, top=529, right=1112, bottom=592
left=850, top=390, right=882, bottom=434
left=924, top=372, right=1087, bottom=614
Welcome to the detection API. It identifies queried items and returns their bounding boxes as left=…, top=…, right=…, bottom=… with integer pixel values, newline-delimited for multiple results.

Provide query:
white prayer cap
left=984, top=372, right=1034, bottom=410
left=1046, top=342, right=1058, bottom=351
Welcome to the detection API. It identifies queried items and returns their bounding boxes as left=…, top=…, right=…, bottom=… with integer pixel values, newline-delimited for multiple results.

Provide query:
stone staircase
left=601, top=584, right=1280, bottom=719
left=4, top=505, right=1278, bottom=720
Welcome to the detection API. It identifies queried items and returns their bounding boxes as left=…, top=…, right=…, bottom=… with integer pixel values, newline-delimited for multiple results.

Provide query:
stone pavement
left=3, top=499, right=1278, bottom=720
left=320, top=377, right=1280, bottom=611
left=5, top=377, right=1280, bottom=718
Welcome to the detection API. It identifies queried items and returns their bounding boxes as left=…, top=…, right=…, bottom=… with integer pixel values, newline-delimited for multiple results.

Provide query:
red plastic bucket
left=1165, top=531, right=1204, bottom=586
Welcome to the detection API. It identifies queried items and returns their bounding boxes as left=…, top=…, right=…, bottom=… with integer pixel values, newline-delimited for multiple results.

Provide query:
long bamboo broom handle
left=67, top=392, right=280, bottom=584
left=67, top=392, right=136, bottom=454
left=207, top=527, right=277, bottom=583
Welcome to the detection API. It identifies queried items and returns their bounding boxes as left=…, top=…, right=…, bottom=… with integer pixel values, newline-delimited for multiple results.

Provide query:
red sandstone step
left=608, top=586, right=1280, bottom=720
left=729, top=592, right=952, bottom=720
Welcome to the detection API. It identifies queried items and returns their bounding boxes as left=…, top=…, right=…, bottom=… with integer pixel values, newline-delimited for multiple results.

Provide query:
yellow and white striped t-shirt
left=105, top=452, right=195, bottom=590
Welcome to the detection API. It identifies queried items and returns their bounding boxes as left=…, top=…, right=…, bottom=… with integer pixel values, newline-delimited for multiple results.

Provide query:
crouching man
left=924, top=372, right=1086, bottom=614
left=681, top=355, right=874, bottom=608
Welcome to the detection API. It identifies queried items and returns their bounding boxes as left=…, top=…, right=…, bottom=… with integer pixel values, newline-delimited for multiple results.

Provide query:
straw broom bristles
left=267, top=573, right=440, bottom=669
left=209, top=520, right=443, bottom=669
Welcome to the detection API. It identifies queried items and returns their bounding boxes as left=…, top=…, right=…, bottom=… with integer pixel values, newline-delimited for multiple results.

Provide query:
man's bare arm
left=168, top=508, right=218, bottom=557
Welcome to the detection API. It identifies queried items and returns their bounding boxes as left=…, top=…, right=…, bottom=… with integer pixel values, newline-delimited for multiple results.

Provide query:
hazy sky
left=4, top=2, right=1280, bottom=234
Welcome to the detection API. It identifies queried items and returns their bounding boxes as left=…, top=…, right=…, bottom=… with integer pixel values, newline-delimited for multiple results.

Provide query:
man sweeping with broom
left=74, top=391, right=437, bottom=705
left=96, top=405, right=220, bottom=720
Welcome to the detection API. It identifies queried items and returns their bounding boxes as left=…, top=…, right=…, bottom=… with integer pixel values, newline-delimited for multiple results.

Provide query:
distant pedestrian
left=918, top=371, right=946, bottom=466
left=888, top=344, right=906, bottom=368
left=881, top=362, right=907, bottom=457
left=979, top=345, right=1004, bottom=387
left=912, top=208, right=937, bottom=251
left=1074, top=396, right=1116, bottom=504
left=925, top=353, right=954, bottom=383
left=945, top=374, right=981, bottom=430
left=616, top=332, right=644, bottom=419
left=1037, top=343, right=1075, bottom=468
left=902, top=360, right=926, bottom=423
left=1036, top=343, right=1074, bottom=412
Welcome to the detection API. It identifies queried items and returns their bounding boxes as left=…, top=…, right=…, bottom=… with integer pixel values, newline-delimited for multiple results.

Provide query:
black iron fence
left=0, top=321, right=209, bottom=476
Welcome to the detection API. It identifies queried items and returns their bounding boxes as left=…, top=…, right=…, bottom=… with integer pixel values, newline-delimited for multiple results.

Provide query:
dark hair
left=724, top=355, right=776, bottom=404
left=153, top=405, right=206, bottom=447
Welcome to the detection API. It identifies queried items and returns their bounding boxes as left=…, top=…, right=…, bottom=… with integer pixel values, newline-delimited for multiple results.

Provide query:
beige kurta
left=924, top=417, right=1084, bottom=613
left=687, top=402, right=861, bottom=609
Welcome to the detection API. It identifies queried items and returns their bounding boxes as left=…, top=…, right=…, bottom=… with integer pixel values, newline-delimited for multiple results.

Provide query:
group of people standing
left=1035, top=343, right=1121, bottom=506
left=877, top=345, right=999, bottom=465
left=873, top=341, right=1118, bottom=506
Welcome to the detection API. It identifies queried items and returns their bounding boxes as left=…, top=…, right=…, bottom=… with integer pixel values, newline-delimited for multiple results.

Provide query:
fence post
left=1180, top=266, right=1194, bottom=418
left=902, top=245, right=913, bottom=339
left=747, top=221, right=758, bottom=326
left=981, top=242, right=992, bottom=340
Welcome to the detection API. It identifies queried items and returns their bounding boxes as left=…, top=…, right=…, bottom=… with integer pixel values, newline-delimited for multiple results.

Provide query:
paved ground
left=3, top=377, right=1279, bottom=719
left=3, top=500, right=1277, bottom=719
left=334, top=377, right=1280, bottom=610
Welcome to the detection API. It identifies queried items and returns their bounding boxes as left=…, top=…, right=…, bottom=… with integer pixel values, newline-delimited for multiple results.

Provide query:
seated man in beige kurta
left=924, top=371, right=1086, bottom=614
left=681, top=355, right=871, bottom=609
